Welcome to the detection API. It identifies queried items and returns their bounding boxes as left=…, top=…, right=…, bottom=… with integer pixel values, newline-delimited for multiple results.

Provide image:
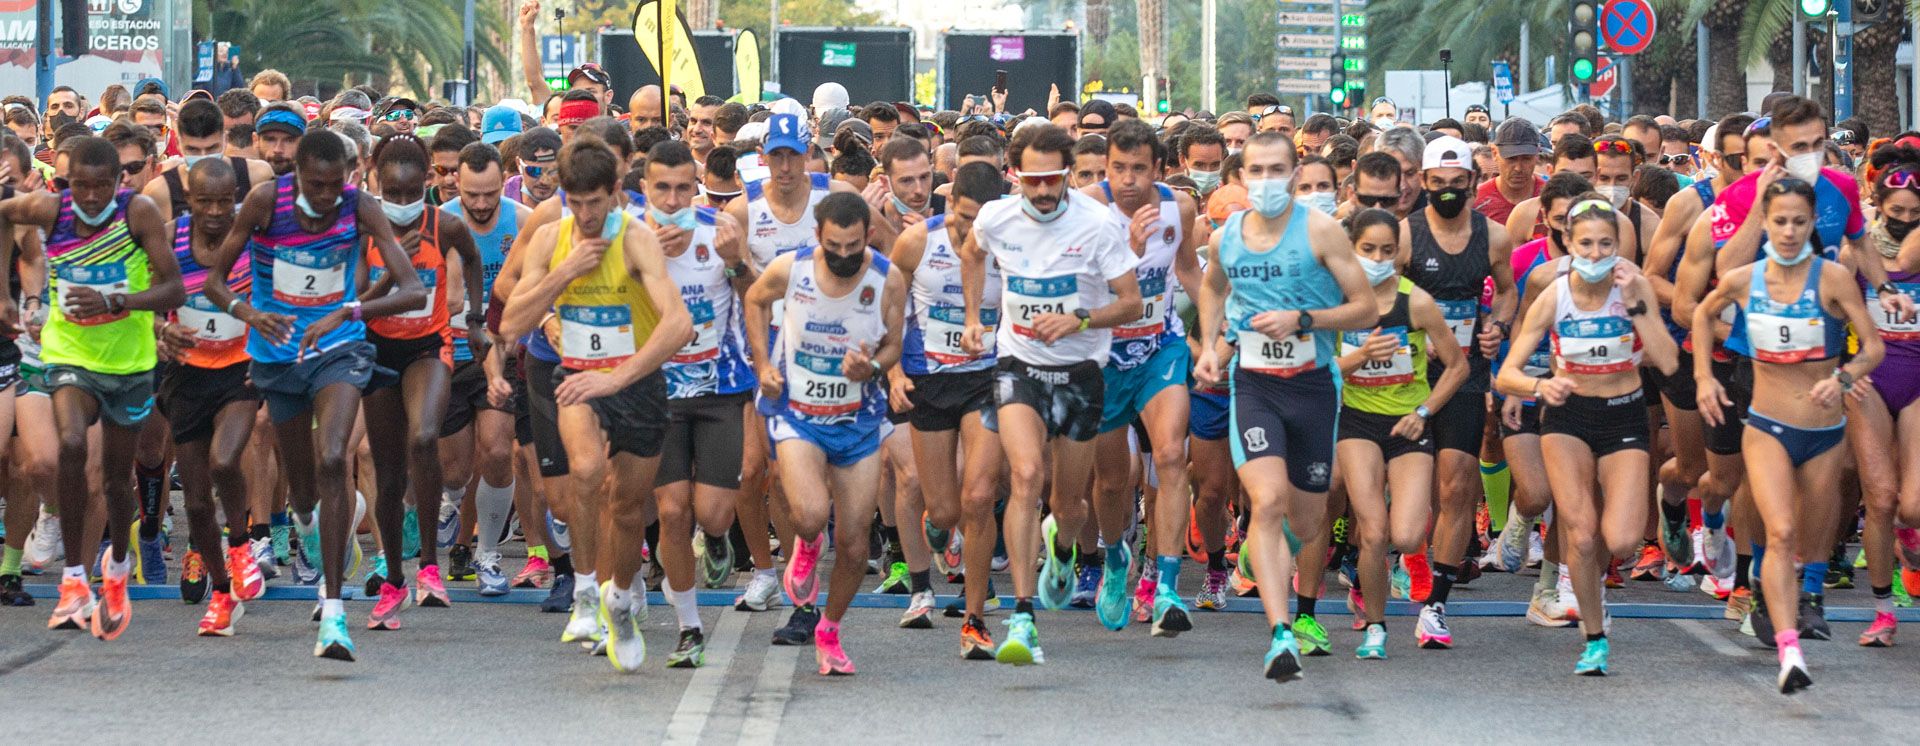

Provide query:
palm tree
left=196, top=0, right=509, bottom=100
left=1852, top=0, right=1909, bottom=135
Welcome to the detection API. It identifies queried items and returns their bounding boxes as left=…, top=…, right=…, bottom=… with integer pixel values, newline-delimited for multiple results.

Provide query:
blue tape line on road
left=19, top=583, right=1920, bottom=622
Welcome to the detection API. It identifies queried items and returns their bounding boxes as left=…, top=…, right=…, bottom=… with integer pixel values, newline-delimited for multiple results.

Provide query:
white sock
left=576, top=571, right=597, bottom=592
left=605, top=583, right=633, bottom=611
left=665, top=580, right=702, bottom=630
left=322, top=598, right=345, bottom=618
left=756, top=567, right=777, bottom=579
left=107, top=552, right=132, bottom=580
left=476, top=479, right=514, bottom=556
left=63, top=565, right=86, bottom=581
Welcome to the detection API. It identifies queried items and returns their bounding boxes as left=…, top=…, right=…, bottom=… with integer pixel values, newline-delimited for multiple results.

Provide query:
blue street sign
left=540, top=35, right=575, bottom=77
left=195, top=41, right=215, bottom=83
left=1492, top=60, right=1515, bottom=104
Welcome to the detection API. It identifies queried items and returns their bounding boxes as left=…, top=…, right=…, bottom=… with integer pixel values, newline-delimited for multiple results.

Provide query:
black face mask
left=1427, top=186, right=1471, bottom=219
left=1548, top=227, right=1566, bottom=253
left=824, top=248, right=865, bottom=278
left=1887, top=216, right=1919, bottom=243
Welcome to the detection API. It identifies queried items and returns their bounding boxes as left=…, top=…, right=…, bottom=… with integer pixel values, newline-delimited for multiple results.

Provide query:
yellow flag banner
left=734, top=29, right=762, bottom=103
left=632, top=0, right=705, bottom=101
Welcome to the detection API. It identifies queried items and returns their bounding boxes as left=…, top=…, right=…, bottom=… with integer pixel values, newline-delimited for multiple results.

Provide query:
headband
left=1568, top=199, right=1614, bottom=218
left=256, top=108, right=307, bottom=135
left=557, top=99, right=600, bottom=127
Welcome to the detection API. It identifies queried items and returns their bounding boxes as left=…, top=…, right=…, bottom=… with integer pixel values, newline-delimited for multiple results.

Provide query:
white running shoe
left=24, top=509, right=62, bottom=574
left=735, top=571, right=782, bottom=612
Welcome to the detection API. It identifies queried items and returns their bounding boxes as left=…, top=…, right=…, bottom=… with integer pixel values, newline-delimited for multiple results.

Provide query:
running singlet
left=1339, top=277, right=1427, bottom=414
left=1707, top=169, right=1864, bottom=258
left=441, top=198, right=520, bottom=363
left=774, top=246, right=890, bottom=426
left=663, top=206, right=755, bottom=399
left=365, top=208, right=450, bottom=340
left=246, top=174, right=364, bottom=364
left=550, top=211, right=660, bottom=372
left=902, top=213, right=1000, bottom=376
left=1404, top=210, right=1491, bottom=355
left=1865, top=269, right=1920, bottom=352
left=172, top=214, right=252, bottom=369
left=1102, top=182, right=1186, bottom=370
left=1549, top=273, right=1642, bottom=375
left=158, top=157, right=253, bottom=219
left=1729, top=259, right=1847, bottom=364
left=44, top=190, right=155, bottom=375
left=972, top=189, right=1138, bottom=367
left=744, top=173, right=831, bottom=334
left=1220, top=206, right=1341, bottom=377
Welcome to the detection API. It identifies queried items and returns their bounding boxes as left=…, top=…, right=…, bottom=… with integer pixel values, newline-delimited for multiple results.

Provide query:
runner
left=1192, top=130, right=1378, bottom=683
left=143, top=98, right=273, bottom=220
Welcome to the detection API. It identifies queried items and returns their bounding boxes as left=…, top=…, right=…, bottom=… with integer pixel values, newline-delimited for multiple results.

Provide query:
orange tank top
left=365, top=209, right=450, bottom=340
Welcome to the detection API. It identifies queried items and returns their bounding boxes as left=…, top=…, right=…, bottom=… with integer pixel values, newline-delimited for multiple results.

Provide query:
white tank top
left=778, top=247, right=891, bottom=426
left=1549, top=273, right=1641, bottom=375
left=1105, top=183, right=1185, bottom=370
left=662, top=207, right=755, bottom=399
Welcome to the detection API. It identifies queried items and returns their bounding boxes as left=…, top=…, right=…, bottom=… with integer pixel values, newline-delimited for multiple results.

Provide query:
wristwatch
left=345, top=300, right=363, bottom=322
left=1834, top=368, right=1856, bottom=391
left=1491, top=320, right=1511, bottom=338
left=1074, top=307, right=1091, bottom=331
left=1626, top=300, right=1649, bottom=317
left=1414, top=404, right=1431, bottom=419
left=1297, top=309, right=1314, bottom=332
left=1879, top=281, right=1902, bottom=297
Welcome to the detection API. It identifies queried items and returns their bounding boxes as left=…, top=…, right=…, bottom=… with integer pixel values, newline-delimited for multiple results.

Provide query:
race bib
left=179, top=293, right=245, bottom=347
left=371, top=266, right=436, bottom=320
left=272, top=247, right=348, bottom=307
left=1437, top=298, right=1478, bottom=350
left=789, top=349, right=859, bottom=417
left=1241, top=331, right=1316, bottom=377
left=1868, top=284, right=1920, bottom=342
left=57, top=263, right=129, bottom=326
left=674, top=296, right=721, bottom=364
left=1005, top=274, right=1080, bottom=339
left=925, top=305, right=994, bottom=365
left=1553, top=317, right=1638, bottom=374
left=1343, top=328, right=1413, bottom=386
left=1747, top=310, right=1826, bottom=364
left=558, top=304, right=636, bottom=369
left=1115, top=273, right=1167, bottom=340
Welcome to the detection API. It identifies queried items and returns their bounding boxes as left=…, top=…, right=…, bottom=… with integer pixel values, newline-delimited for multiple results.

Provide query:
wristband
left=346, top=300, right=363, bottom=322
left=1879, top=282, right=1902, bottom=297
left=226, top=297, right=243, bottom=315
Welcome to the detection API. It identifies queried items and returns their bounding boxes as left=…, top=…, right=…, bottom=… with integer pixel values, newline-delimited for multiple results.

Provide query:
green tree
left=196, top=0, right=510, bottom=100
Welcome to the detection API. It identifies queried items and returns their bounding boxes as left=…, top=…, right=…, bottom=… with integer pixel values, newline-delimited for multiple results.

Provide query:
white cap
left=1422, top=135, right=1473, bottom=171
left=811, top=82, right=849, bottom=111
left=329, top=106, right=370, bottom=123
left=735, top=120, right=770, bottom=145
left=768, top=96, right=807, bottom=120
left=1699, top=124, right=1720, bottom=154
left=1011, top=116, right=1048, bottom=137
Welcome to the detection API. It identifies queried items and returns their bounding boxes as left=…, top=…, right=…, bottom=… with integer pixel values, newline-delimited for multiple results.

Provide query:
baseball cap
left=1698, top=124, right=1721, bottom=154
left=1465, top=104, right=1489, bottom=115
left=256, top=107, right=307, bottom=138
left=133, top=77, right=169, bottom=101
left=568, top=63, right=612, bottom=89
left=1422, top=136, right=1473, bottom=171
left=764, top=113, right=811, bottom=154
left=481, top=104, right=522, bottom=144
left=1492, top=118, right=1543, bottom=157
left=329, top=106, right=370, bottom=124
left=815, top=107, right=852, bottom=149
left=767, top=96, right=807, bottom=120
left=811, top=82, right=849, bottom=112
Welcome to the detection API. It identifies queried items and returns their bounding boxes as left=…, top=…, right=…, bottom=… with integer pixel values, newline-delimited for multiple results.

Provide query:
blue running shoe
left=1263, top=626, right=1304, bottom=683
left=299, top=515, right=321, bottom=571
left=1355, top=624, right=1388, bottom=660
left=1575, top=637, right=1609, bottom=676
left=547, top=513, right=573, bottom=555
left=1095, top=542, right=1133, bottom=631
left=363, top=555, right=389, bottom=599
left=138, top=535, right=167, bottom=585
left=315, top=613, right=356, bottom=661
left=995, top=611, right=1044, bottom=665
left=290, top=538, right=321, bottom=586
left=1037, top=516, right=1075, bottom=611
left=1069, top=563, right=1099, bottom=609
left=401, top=508, right=420, bottom=561
left=540, top=572, right=576, bottom=613
left=436, top=501, right=461, bottom=549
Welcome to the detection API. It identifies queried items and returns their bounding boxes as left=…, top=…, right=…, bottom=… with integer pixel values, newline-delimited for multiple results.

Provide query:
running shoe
left=226, top=544, right=265, bottom=602
left=1187, top=509, right=1209, bottom=563
left=1037, top=516, right=1074, bottom=611
left=961, top=615, right=996, bottom=660
left=92, top=575, right=130, bottom=640
left=401, top=508, right=420, bottom=560
left=1684, top=526, right=1709, bottom=575
left=1660, top=511, right=1692, bottom=570
left=1630, top=543, right=1665, bottom=581
left=1152, top=589, right=1193, bottom=638
left=1703, top=524, right=1735, bottom=577
left=1662, top=570, right=1697, bottom=592
left=940, top=533, right=963, bottom=581
left=249, top=536, right=278, bottom=581
left=541, top=573, right=576, bottom=613
left=362, top=555, right=388, bottom=599
left=1798, top=593, right=1830, bottom=641
left=24, top=509, right=61, bottom=574
left=48, top=577, right=94, bottom=630
left=315, top=613, right=356, bottom=661
left=772, top=606, right=818, bottom=646
left=995, top=611, right=1043, bottom=665
left=179, top=550, right=208, bottom=604
left=1068, top=563, right=1098, bottom=608
left=1416, top=603, right=1454, bottom=649
left=1575, top=637, right=1609, bottom=676
left=1292, top=613, right=1329, bottom=656
left=1402, top=552, right=1432, bottom=603
left=991, top=552, right=1009, bottom=572
left=1724, top=586, right=1754, bottom=621
left=737, top=571, right=782, bottom=612
left=1355, top=623, right=1388, bottom=660
left=1131, top=572, right=1156, bottom=624
left=701, top=534, right=734, bottom=589
left=601, top=584, right=645, bottom=673
left=1262, top=626, right=1303, bottom=683
left=943, top=586, right=1002, bottom=618
left=436, top=500, right=460, bottom=548
left=814, top=621, right=855, bottom=675
left=290, top=537, right=321, bottom=586
left=667, top=628, right=707, bottom=668
left=1777, top=645, right=1812, bottom=695
left=0, top=574, right=33, bottom=606
left=1604, top=559, right=1625, bottom=589
left=1823, top=564, right=1853, bottom=590
left=1699, top=572, right=1732, bottom=601
left=1557, top=568, right=1582, bottom=620
left=369, top=580, right=409, bottom=630
left=416, top=565, right=452, bottom=608
left=561, top=582, right=603, bottom=644
left=298, top=515, right=322, bottom=572
left=513, top=556, right=553, bottom=589
left=900, top=589, right=935, bottom=629
left=1901, top=570, right=1918, bottom=607
left=784, top=532, right=826, bottom=607
left=1095, top=542, right=1133, bottom=631
left=926, top=518, right=955, bottom=576
left=1526, top=586, right=1575, bottom=628
left=197, top=591, right=243, bottom=637
left=1196, top=568, right=1230, bottom=610
left=1390, top=562, right=1410, bottom=601
left=1750, top=587, right=1777, bottom=648
left=1346, top=588, right=1367, bottom=630
left=1858, top=612, right=1897, bottom=647
left=475, top=551, right=510, bottom=596
left=1231, top=566, right=1259, bottom=597
left=447, top=544, right=475, bottom=582
left=271, top=522, right=292, bottom=567
left=874, top=561, right=910, bottom=595
left=138, top=534, right=167, bottom=585
left=1526, top=526, right=1545, bottom=568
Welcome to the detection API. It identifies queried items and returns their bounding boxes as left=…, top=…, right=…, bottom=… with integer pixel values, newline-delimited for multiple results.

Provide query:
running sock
left=106, top=552, right=132, bottom=580
left=1156, top=555, right=1180, bottom=596
left=605, top=583, right=633, bottom=612
left=0, top=546, right=21, bottom=576
left=1703, top=507, right=1726, bottom=531
left=1060, top=542, right=1082, bottom=566
left=1774, top=628, right=1800, bottom=651
left=1801, top=562, right=1827, bottom=596
left=1015, top=598, right=1034, bottom=615
left=1207, top=548, right=1228, bottom=572
left=551, top=552, right=574, bottom=577
left=136, top=462, right=166, bottom=539
left=1660, top=498, right=1688, bottom=527
left=64, top=565, right=86, bottom=581
left=1533, top=565, right=1556, bottom=594
left=1430, top=563, right=1460, bottom=605
left=1104, top=543, right=1128, bottom=571
left=909, top=570, right=931, bottom=594
left=528, top=545, right=549, bottom=561
left=1734, top=554, right=1752, bottom=589
left=575, top=571, right=597, bottom=593
left=1750, top=544, right=1767, bottom=582
left=1874, top=586, right=1895, bottom=614
left=1479, top=461, right=1511, bottom=533
left=475, top=478, right=514, bottom=557
left=1586, top=632, right=1606, bottom=642
left=664, top=581, right=701, bottom=630
left=1297, top=593, right=1317, bottom=617
left=322, top=598, right=345, bottom=618
left=250, top=523, right=270, bottom=542
left=227, top=532, right=248, bottom=549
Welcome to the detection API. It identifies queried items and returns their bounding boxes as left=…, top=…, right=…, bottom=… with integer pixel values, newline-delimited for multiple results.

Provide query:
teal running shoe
left=314, top=613, right=356, bottom=661
left=1150, top=589, right=1193, bottom=638
left=1292, top=613, right=1330, bottom=656
left=1095, top=542, right=1133, bottom=631
left=1263, top=626, right=1303, bottom=683
left=401, top=508, right=420, bottom=561
left=1390, top=562, right=1411, bottom=600
left=1355, top=623, right=1387, bottom=660
left=995, top=611, right=1044, bottom=665
left=271, top=522, right=292, bottom=567
left=1037, top=516, right=1075, bottom=611
left=363, top=555, right=389, bottom=599
left=1575, top=637, right=1610, bottom=676
left=299, top=515, right=321, bottom=571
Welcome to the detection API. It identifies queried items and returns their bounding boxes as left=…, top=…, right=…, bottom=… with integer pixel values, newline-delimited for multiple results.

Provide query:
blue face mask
left=650, top=206, right=698, bottom=230
left=1571, top=254, right=1619, bottom=283
left=1189, top=169, right=1221, bottom=194
left=600, top=210, right=625, bottom=240
left=1021, top=195, right=1067, bottom=222
left=296, top=191, right=340, bottom=219
left=1358, top=255, right=1396, bottom=285
left=1299, top=191, right=1338, bottom=216
left=890, top=194, right=922, bottom=217
left=381, top=198, right=425, bottom=225
left=182, top=154, right=217, bottom=170
left=71, top=197, right=116, bottom=227
left=1246, top=176, right=1294, bottom=217
left=1765, top=240, right=1812, bottom=266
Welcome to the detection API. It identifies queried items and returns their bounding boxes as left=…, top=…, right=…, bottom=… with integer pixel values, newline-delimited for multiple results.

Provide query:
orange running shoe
left=227, top=545, right=265, bottom=601
left=1604, top=558, right=1625, bottom=589
left=1186, top=506, right=1207, bottom=563
left=1403, top=552, right=1432, bottom=604
left=48, top=577, right=95, bottom=630
left=179, top=551, right=208, bottom=604
left=1630, top=543, right=1665, bottom=582
left=92, top=574, right=131, bottom=640
left=197, top=591, right=244, bottom=637
left=960, top=615, right=996, bottom=660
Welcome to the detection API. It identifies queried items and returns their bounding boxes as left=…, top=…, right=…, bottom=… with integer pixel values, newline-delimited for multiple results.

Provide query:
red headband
left=557, top=99, right=599, bottom=127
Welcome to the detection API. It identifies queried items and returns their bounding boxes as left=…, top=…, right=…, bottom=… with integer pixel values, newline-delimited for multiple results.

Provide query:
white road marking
left=1671, top=618, right=1749, bottom=657
left=738, top=644, right=800, bottom=745
left=663, top=609, right=748, bottom=745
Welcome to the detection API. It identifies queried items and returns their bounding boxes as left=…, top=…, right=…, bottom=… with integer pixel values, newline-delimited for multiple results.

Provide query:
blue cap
left=481, top=105, right=522, bottom=144
left=256, top=108, right=307, bottom=137
left=764, top=113, right=810, bottom=155
left=133, top=77, right=170, bottom=101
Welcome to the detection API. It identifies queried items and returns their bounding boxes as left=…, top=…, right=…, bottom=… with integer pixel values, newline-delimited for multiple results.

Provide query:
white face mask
left=1298, top=191, right=1338, bottom=215
left=1373, top=116, right=1396, bottom=131
left=1785, top=151, right=1823, bottom=182
left=1600, top=185, right=1630, bottom=209
left=1357, top=255, right=1396, bottom=285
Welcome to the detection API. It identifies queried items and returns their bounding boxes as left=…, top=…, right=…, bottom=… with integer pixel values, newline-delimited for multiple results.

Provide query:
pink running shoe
left=512, top=556, right=553, bottom=589
left=368, top=581, right=410, bottom=630
left=415, top=565, right=451, bottom=608
left=1131, top=573, right=1155, bottom=624
left=815, top=619, right=855, bottom=675
left=1859, top=612, right=1897, bottom=648
left=784, top=533, right=826, bottom=607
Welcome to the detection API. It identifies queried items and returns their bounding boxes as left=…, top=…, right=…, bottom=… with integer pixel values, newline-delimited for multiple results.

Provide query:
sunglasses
left=432, top=164, right=458, bottom=177
left=1721, top=153, right=1747, bottom=171
left=1257, top=105, right=1294, bottom=119
left=1356, top=194, right=1398, bottom=208
left=522, top=162, right=554, bottom=179
left=1594, top=140, right=1634, bottom=155
left=1014, top=168, right=1069, bottom=187
left=120, top=160, right=149, bottom=175
left=1569, top=199, right=1614, bottom=217
left=1881, top=169, right=1920, bottom=191
left=383, top=109, right=417, bottom=122
left=1657, top=153, right=1693, bottom=166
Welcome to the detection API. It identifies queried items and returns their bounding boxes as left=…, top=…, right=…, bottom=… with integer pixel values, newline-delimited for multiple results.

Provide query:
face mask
left=182, top=154, right=217, bottom=170
left=1373, top=116, right=1395, bottom=131
left=1600, top=185, right=1630, bottom=209
left=1548, top=227, right=1566, bottom=253
left=1189, top=169, right=1221, bottom=194
left=1886, top=216, right=1918, bottom=243
left=1785, top=151, right=1823, bottom=182
left=649, top=206, right=698, bottom=230
left=1299, top=191, right=1338, bottom=215
left=71, top=197, right=115, bottom=227
left=1358, top=255, right=1396, bottom=285
left=1227, top=147, right=1242, bottom=157
left=1764, top=240, right=1812, bottom=266
left=889, top=194, right=921, bottom=217
left=1246, top=176, right=1294, bottom=217
left=824, top=248, right=866, bottom=278
left=296, top=191, right=339, bottom=219
left=600, top=210, right=625, bottom=240
left=1871, top=219, right=1906, bottom=260
left=1427, top=186, right=1471, bottom=219
left=380, top=197, right=425, bottom=225
left=1571, top=254, right=1618, bottom=283
left=1021, top=195, right=1067, bottom=222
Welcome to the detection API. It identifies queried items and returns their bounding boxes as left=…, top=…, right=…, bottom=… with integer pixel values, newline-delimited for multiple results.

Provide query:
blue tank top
left=245, top=174, right=364, bottom=364
left=1727, top=259, right=1847, bottom=363
left=443, top=199, right=520, bottom=363
left=1219, top=206, right=1341, bottom=378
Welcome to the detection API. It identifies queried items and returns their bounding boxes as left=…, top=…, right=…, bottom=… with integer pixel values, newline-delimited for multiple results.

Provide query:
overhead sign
left=1492, top=59, right=1515, bottom=103
left=1589, top=56, right=1617, bottom=97
left=821, top=41, right=857, bottom=68
left=988, top=36, right=1024, bottom=61
left=1276, top=33, right=1338, bottom=49
left=1601, top=0, right=1656, bottom=56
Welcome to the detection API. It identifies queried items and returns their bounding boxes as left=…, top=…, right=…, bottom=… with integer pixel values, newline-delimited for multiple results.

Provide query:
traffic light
left=1854, top=0, right=1888, bottom=23
left=1157, top=76, right=1170, bottom=114
left=1800, top=0, right=1832, bottom=16
left=1329, top=53, right=1348, bottom=108
left=1344, top=78, right=1365, bottom=110
left=1569, top=0, right=1598, bottom=84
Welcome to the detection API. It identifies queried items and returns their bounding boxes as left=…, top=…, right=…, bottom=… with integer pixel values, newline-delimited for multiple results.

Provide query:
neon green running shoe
left=1293, top=613, right=1330, bottom=656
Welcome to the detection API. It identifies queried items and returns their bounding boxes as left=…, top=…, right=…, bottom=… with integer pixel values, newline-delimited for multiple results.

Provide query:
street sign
left=1277, top=11, right=1338, bottom=25
left=1276, top=79, right=1333, bottom=94
left=1600, top=0, right=1656, bottom=56
left=540, top=35, right=575, bottom=77
left=1589, top=56, right=1617, bottom=97
left=1492, top=59, right=1515, bottom=103
left=1276, top=33, right=1339, bottom=49
left=195, top=41, right=214, bottom=83
left=1275, top=56, right=1333, bottom=72
left=822, top=41, right=857, bottom=67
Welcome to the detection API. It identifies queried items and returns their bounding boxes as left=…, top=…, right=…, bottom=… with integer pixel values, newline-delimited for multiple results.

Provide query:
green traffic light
left=1572, top=58, right=1595, bottom=82
left=1799, top=0, right=1830, bottom=16
left=1330, top=89, right=1347, bottom=105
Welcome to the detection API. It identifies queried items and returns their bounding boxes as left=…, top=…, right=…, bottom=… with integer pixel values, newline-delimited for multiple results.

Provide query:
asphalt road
left=4, top=557, right=1919, bottom=743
